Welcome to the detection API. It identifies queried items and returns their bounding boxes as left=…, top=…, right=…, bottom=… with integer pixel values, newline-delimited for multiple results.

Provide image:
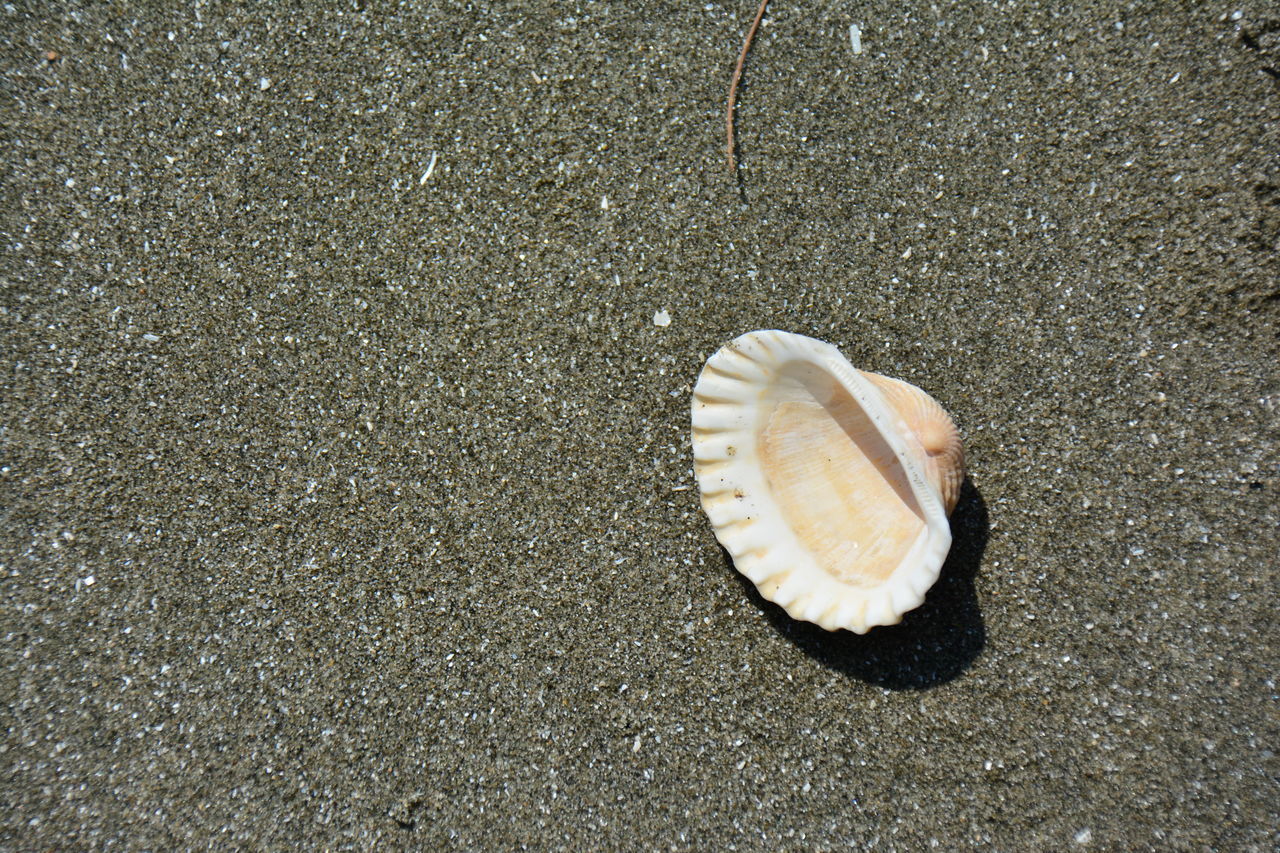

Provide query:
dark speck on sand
left=2, top=1, right=1277, bottom=849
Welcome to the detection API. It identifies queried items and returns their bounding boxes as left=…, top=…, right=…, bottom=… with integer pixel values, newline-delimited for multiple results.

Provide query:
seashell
left=690, top=330, right=965, bottom=633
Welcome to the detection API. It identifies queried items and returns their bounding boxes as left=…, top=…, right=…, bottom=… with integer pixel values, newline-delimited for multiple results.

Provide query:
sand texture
left=2, top=1, right=1278, bottom=848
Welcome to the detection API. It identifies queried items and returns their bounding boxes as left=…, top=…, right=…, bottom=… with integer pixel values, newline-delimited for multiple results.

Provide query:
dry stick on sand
left=726, top=0, right=771, bottom=173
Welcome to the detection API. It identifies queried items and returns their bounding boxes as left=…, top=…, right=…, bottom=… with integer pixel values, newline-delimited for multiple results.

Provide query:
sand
left=2, top=0, right=1277, bottom=848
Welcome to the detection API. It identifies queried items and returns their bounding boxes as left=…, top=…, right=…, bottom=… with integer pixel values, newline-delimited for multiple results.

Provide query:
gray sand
left=3, top=1, right=1277, bottom=849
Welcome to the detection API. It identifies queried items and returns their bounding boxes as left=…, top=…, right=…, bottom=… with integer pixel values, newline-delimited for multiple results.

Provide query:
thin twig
left=726, top=0, right=771, bottom=173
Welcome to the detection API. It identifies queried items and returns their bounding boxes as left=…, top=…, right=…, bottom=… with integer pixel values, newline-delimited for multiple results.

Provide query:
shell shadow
left=728, top=478, right=988, bottom=689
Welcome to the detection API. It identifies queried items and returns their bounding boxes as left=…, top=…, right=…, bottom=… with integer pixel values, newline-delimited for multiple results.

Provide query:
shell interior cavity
left=691, top=330, right=965, bottom=634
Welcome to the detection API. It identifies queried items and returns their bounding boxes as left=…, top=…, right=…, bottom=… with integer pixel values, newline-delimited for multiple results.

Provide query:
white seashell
left=691, top=330, right=965, bottom=634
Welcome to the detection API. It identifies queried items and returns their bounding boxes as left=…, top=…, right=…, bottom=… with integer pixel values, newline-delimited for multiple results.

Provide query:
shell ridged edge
left=691, top=330, right=955, bottom=633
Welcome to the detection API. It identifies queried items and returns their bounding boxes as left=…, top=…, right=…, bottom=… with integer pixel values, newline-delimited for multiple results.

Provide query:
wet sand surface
left=3, top=1, right=1278, bottom=848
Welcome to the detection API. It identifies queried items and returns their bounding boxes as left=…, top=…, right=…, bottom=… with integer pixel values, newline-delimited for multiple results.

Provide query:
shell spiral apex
left=690, top=330, right=965, bottom=634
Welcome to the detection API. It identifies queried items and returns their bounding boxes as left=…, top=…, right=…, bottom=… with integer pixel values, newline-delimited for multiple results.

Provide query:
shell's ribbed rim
left=690, top=330, right=952, bottom=633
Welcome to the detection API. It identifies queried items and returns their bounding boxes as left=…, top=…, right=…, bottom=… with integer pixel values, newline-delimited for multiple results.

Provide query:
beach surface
left=3, top=1, right=1277, bottom=848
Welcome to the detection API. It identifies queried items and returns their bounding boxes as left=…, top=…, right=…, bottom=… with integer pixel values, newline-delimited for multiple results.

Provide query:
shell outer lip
left=691, top=330, right=954, bottom=634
